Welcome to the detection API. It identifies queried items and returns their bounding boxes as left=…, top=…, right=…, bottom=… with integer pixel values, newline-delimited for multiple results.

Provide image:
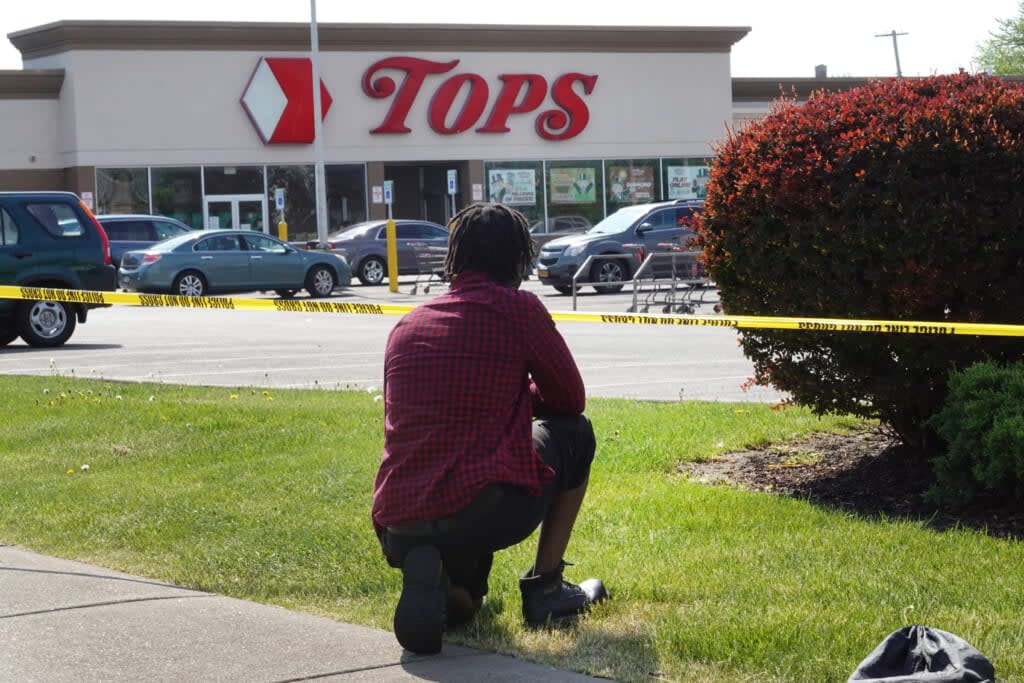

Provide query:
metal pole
left=310, top=0, right=329, bottom=248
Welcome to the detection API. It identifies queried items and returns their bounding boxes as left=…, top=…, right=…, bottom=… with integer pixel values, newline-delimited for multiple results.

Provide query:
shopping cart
left=627, top=242, right=713, bottom=314
left=407, top=241, right=449, bottom=295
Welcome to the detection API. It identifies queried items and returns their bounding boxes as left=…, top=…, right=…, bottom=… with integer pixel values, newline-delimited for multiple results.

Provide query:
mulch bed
left=680, top=429, right=1024, bottom=540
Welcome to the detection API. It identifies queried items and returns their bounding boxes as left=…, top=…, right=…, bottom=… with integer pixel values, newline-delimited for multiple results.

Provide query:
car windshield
left=327, top=223, right=380, bottom=241
left=585, top=205, right=651, bottom=235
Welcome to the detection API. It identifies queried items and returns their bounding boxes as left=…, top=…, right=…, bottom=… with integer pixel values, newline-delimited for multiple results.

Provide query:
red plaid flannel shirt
left=372, top=271, right=585, bottom=530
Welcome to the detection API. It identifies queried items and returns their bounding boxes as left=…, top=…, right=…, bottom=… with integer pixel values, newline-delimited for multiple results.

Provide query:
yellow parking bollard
left=277, top=220, right=288, bottom=242
left=385, top=218, right=399, bottom=292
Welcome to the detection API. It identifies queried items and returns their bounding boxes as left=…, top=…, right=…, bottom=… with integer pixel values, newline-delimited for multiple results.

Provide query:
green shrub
left=927, top=360, right=1024, bottom=507
left=697, top=73, right=1024, bottom=449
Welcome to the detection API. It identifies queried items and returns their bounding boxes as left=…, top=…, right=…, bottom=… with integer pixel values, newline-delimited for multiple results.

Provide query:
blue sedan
left=118, top=230, right=352, bottom=298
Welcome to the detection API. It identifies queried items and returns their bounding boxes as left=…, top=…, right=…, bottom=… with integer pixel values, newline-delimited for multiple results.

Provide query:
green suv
left=0, top=192, right=116, bottom=347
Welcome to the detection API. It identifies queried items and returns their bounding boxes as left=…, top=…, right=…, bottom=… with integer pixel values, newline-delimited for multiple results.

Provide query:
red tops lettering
left=362, top=56, right=598, bottom=141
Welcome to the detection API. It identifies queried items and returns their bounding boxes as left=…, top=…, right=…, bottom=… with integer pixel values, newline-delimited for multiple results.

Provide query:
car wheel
left=173, top=270, right=207, bottom=297
left=591, top=259, right=628, bottom=294
left=0, top=328, right=19, bottom=346
left=16, top=300, right=76, bottom=347
left=358, top=256, right=386, bottom=286
left=275, top=289, right=297, bottom=299
left=305, top=265, right=336, bottom=298
left=553, top=285, right=578, bottom=295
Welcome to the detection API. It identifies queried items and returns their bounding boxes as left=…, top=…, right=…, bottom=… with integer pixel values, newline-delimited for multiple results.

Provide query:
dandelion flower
left=230, top=394, right=239, bottom=400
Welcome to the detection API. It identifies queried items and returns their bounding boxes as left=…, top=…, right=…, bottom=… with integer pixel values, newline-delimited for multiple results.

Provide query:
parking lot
left=0, top=276, right=783, bottom=403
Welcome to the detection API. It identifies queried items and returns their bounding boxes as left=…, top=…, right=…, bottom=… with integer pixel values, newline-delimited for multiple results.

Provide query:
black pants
left=380, top=414, right=596, bottom=599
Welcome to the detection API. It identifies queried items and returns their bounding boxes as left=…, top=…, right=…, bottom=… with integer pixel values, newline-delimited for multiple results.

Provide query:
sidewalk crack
left=1, top=594, right=213, bottom=619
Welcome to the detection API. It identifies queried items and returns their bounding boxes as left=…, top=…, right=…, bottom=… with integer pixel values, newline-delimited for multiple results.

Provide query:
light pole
left=310, top=0, right=328, bottom=249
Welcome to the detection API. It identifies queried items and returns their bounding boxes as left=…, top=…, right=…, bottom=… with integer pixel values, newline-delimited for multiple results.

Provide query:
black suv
left=0, top=192, right=117, bottom=347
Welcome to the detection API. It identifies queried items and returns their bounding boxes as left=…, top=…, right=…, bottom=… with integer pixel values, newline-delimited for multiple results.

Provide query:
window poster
left=488, top=169, right=536, bottom=205
left=608, top=166, right=654, bottom=202
left=549, top=167, right=597, bottom=204
left=666, top=165, right=710, bottom=200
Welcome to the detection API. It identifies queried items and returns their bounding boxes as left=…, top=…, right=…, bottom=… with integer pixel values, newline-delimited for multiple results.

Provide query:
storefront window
left=544, top=159, right=604, bottom=230
left=325, top=164, right=367, bottom=232
left=95, top=167, right=149, bottom=215
left=662, top=157, right=712, bottom=201
left=605, top=158, right=659, bottom=213
left=151, top=167, right=203, bottom=229
left=204, top=165, right=264, bottom=195
left=483, top=160, right=543, bottom=227
left=267, top=165, right=315, bottom=240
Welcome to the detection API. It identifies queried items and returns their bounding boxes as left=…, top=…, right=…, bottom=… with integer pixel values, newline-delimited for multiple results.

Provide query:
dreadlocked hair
left=444, top=202, right=537, bottom=285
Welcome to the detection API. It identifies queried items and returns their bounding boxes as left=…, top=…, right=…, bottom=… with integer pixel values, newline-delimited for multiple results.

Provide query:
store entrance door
left=204, top=194, right=268, bottom=232
left=384, top=162, right=466, bottom=225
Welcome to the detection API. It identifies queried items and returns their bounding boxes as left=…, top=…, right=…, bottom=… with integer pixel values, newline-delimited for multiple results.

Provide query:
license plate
left=537, top=268, right=549, bottom=278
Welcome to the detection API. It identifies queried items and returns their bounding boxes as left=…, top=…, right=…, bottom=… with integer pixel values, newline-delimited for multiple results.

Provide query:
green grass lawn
left=1, top=375, right=1020, bottom=682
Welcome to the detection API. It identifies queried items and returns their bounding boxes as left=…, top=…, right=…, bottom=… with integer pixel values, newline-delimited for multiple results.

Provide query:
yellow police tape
left=3, top=285, right=1024, bottom=337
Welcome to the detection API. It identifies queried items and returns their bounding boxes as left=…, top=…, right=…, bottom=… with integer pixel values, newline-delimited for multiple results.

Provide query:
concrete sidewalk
left=0, top=546, right=605, bottom=682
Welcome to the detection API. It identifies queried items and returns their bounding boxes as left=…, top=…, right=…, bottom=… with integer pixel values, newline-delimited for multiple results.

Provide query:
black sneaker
left=393, top=545, right=446, bottom=654
left=519, top=561, right=608, bottom=628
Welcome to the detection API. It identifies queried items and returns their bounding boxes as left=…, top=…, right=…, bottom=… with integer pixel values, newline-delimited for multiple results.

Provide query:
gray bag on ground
left=848, top=625, right=995, bottom=683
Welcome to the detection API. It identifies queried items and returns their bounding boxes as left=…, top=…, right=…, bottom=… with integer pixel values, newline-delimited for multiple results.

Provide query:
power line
left=875, top=30, right=909, bottom=77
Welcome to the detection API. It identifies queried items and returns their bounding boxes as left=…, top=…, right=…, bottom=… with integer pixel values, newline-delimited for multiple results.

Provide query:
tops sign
left=362, top=57, right=598, bottom=141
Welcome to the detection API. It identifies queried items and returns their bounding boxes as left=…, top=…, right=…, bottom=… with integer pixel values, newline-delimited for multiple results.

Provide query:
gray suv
left=536, top=199, right=703, bottom=294
left=97, top=214, right=194, bottom=266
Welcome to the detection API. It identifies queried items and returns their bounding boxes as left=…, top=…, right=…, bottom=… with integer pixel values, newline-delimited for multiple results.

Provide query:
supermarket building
left=0, top=20, right=858, bottom=241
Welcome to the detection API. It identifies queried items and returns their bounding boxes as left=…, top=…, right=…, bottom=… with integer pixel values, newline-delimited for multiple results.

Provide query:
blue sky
left=1, top=1, right=1019, bottom=77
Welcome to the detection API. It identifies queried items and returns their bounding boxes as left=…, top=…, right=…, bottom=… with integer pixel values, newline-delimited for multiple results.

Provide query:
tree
left=976, top=1, right=1024, bottom=74
left=697, top=73, right=1024, bottom=451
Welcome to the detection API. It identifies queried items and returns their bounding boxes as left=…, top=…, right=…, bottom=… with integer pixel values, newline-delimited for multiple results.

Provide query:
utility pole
left=875, top=30, right=909, bottom=77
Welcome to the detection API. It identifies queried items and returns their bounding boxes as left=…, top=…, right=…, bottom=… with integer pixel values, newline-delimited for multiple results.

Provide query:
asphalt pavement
left=1, top=275, right=784, bottom=403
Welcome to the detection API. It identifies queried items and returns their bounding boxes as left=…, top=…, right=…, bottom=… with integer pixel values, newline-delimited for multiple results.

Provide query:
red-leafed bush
left=697, top=73, right=1024, bottom=449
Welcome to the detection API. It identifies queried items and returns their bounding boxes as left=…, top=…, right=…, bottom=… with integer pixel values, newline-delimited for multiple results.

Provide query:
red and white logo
left=241, top=58, right=333, bottom=145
